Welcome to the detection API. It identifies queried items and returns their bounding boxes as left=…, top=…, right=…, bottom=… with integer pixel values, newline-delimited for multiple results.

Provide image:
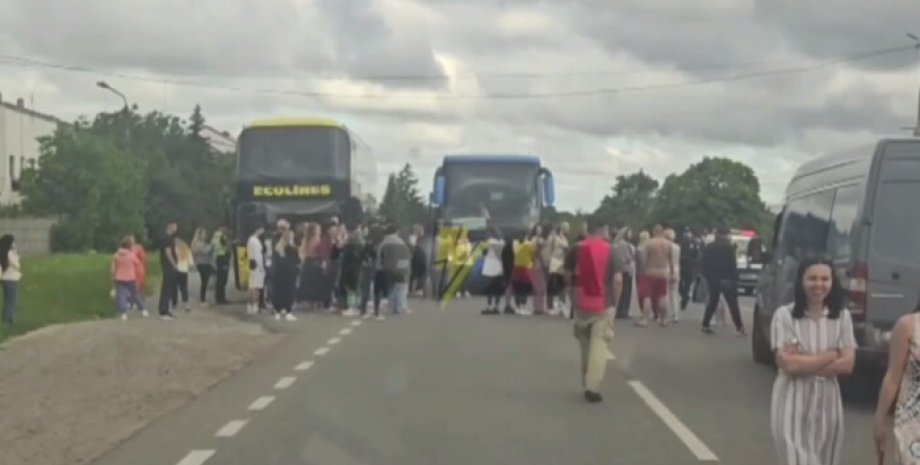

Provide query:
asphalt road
left=91, top=295, right=881, bottom=465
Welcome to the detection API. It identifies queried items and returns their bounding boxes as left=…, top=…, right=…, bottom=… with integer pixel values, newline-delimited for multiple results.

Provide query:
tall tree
left=21, top=127, right=145, bottom=251
left=593, top=170, right=660, bottom=229
left=379, top=174, right=399, bottom=222
left=188, top=104, right=206, bottom=141
left=22, top=105, right=235, bottom=249
left=651, top=157, right=771, bottom=232
left=378, top=163, right=427, bottom=230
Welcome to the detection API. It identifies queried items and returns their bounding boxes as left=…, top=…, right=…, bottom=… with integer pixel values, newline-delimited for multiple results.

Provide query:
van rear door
left=866, top=140, right=920, bottom=329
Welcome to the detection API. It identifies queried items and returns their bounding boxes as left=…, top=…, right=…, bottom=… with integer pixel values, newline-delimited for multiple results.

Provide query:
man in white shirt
left=246, top=225, right=267, bottom=314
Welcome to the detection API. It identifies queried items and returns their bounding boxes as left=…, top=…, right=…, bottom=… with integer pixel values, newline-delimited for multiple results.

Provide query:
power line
left=0, top=44, right=914, bottom=101
left=0, top=52, right=845, bottom=81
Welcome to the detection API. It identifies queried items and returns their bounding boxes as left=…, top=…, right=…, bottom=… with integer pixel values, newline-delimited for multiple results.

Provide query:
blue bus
left=428, top=155, right=555, bottom=295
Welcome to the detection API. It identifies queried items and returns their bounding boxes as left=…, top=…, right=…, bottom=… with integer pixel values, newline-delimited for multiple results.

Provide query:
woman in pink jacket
left=112, top=236, right=148, bottom=320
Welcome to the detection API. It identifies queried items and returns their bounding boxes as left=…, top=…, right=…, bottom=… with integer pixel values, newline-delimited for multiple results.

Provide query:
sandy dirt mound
left=0, top=309, right=284, bottom=465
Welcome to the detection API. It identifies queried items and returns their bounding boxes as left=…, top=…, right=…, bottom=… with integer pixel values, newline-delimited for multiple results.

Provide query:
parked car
left=751, top=138, right=920, bottom=374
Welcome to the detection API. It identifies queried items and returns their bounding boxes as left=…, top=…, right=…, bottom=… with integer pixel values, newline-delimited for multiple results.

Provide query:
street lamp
left=96, top=80, right=129, bottom=110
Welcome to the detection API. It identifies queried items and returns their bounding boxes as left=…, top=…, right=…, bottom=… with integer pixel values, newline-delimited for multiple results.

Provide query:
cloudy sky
left=0, top=0, right=918, bottom=211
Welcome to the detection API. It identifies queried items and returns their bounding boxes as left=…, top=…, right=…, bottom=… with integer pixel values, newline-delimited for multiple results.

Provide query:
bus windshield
left=238, top=126, right=350, bottom=180
left=443, top=162, right=540, bottom=231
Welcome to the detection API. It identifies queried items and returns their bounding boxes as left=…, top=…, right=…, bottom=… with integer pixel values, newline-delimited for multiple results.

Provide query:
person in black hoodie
left=700, top=225, right=746, bottom=335
left=270, top=229, right=299, bottom=321
left=359, top=222, right=388, bottom=320
left=337, top=223, right=365, bottom=317
left=678, top=227, right=702, bottom=310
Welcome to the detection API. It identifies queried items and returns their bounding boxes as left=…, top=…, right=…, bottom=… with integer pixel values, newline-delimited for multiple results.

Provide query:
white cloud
left=0, top=0, right=917, bottom=212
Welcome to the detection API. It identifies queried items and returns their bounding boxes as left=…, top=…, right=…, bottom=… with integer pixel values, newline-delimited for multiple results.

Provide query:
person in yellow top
left=510, top=225, right=541, bottom=315
left=454, top=236, right=474, bottom=298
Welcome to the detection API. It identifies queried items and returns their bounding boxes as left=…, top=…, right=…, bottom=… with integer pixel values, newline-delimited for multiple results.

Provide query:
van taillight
left=848, top=261, right=867, bottom=317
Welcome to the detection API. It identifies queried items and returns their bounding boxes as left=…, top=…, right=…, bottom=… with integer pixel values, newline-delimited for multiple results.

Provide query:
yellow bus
left=232, top=118, right=376, bottom=289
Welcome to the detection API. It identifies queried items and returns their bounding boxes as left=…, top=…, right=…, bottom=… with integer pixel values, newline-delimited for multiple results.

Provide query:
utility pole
left=907, top=34, right=920, bottom=136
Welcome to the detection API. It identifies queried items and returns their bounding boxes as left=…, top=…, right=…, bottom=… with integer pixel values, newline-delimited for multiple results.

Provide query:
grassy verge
left=0, top=253, right=162, bottom=344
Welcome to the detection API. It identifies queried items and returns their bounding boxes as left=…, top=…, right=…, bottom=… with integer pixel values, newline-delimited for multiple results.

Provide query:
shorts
left=638, top=275, right=668, bottom=300
left=248, top=269, right=265, bottom=290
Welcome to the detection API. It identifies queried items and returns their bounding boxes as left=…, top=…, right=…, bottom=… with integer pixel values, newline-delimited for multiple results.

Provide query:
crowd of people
left=469, top=220, right=753, bottom=338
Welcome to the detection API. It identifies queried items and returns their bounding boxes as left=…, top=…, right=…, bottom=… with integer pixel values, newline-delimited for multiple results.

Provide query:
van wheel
left=752, top=305, right=773, bottom=365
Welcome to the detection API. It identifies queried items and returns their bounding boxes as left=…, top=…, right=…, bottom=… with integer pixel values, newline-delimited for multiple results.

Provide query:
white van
left=752, top=139, right=920, bottom=372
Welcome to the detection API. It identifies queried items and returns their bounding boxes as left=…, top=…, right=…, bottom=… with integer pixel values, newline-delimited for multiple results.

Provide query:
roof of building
left=247, top=117, right=344, bottom=129
left=0, top=100, right=62, bottom=125
left=200, top=125, right=236, bottom=142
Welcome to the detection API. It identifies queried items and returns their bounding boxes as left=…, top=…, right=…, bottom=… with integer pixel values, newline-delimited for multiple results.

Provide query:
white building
left=198, top=125, right=236, bottom=154
left=0, top=94, right=61, bottom=205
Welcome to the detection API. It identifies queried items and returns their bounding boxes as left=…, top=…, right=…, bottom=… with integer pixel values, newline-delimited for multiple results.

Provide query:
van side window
left=871, top=181, right=920, bottom=264
left=828, top=185, right=860, bottom=263
left=776, top=190, right=835, bottom=261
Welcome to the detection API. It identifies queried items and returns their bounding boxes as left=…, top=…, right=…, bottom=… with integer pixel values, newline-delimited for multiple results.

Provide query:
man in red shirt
left=565, top=216, right=625, bottom=403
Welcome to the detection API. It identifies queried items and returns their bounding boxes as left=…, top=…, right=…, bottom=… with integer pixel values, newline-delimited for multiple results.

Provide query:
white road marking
left=605, top=348, right=616, bottom=361
left=215, top=419, right=248, bottom=437
left=339, top=328, right=353, bottom=336
left=248, top=396, right=275, bottom=411
left=628, top=381, right=718, bottom=462
left=176, top=449, right=216, bottom=465
left=274, top=376, right=297, bottom=389
left=327, top=337, right=342, bottom=345
left=350, top=320, right=362, bottom=327
left=294, top=361, right=315, bottom=371
left=314, top=347, right=330, bottom=356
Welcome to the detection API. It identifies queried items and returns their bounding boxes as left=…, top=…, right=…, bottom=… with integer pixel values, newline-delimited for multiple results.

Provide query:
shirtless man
left=637, top=225, right=675, bottom=327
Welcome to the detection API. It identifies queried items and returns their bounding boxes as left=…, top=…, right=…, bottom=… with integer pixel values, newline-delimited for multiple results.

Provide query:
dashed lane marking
left=350, top=320, right=362, bottom=327
left=176, top=449, right=215, bottom=465
left=215, top=420, right=248, bottom=438
left=248, top=396, right=275, bottom=411
left=339, top=328, right=353, bottom=336
left=327, top=337, right=342, bottom=345
left=274, top=377, right=297, bottom=389
left=628, top=380, right=718, bottom=462
left=314, top=347, right=330, bottom=356
left=295, top=361, right=315, bottom=371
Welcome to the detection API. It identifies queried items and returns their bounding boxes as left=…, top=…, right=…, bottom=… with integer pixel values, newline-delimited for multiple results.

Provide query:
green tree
left=88, top=105, right=234, bottom=240
left=22, top=105, right=235, bottom=249
left=593, top=170, right=660, bottom=230
left=378, top=163, right=427, bottom=231
left=651, top=157, right=771, bottom=232
left=21, top=127, right=145, bottom=251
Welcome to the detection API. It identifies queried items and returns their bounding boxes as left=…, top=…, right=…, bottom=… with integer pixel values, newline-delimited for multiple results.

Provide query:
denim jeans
left=1, top=280, right=17, bottom=325
left=389, top=282, right=408, bottom=314
left=115, top=280, right=145, bottom=313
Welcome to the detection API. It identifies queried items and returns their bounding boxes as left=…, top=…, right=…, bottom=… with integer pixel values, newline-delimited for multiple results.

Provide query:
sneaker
left=736, top=328, right=747, bottom=337
left=141, top=310, right=150, bottom=318
left=161, top=314, right=175, bottom=321
left=635, top=318, right=649, bottom=327
left=503, top=306, right=516, bottom=315
left=375, top=315, right=385, bottom=321
left=584, top=391, right=603, bottom=403
left=342, top=309, right=361, bottom=317
left=701, top=326, right=715, bottom=335
left=120, top=313, right=128, bottom=321
left=274, top=313, right=281, bottom=321
left=285, top=313, right=298, bottom=322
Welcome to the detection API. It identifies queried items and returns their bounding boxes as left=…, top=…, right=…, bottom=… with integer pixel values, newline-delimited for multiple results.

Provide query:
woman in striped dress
left=770, top=257, right=856, bottom=465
